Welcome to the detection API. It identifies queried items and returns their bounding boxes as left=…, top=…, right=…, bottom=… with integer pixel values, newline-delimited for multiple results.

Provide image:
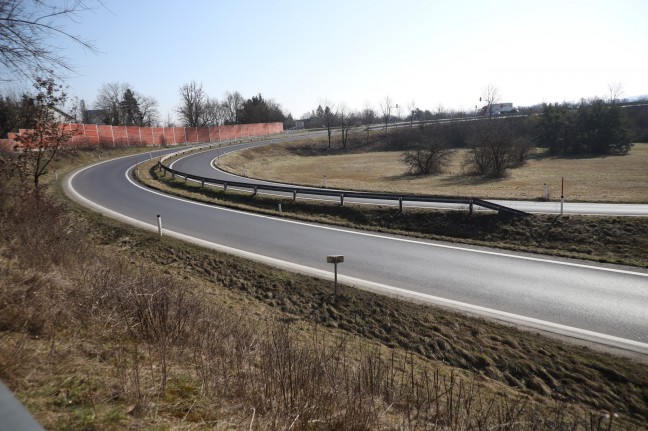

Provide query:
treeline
left=0, top=80, right=292, bottom=138
left=392, top=99, right=643, bottom=179
left=175, top=81, right=288, bottom=128
left=536, top=100, right=634, bottom=155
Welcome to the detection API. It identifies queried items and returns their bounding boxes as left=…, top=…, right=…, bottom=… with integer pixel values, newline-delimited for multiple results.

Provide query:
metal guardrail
left=155, top=146, right=530, bottom=217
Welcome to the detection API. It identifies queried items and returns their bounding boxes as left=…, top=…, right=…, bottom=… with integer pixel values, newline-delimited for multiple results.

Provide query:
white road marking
left=63, top=164, right=648, bottom=355
left=125, top=164, right=648, bottom=278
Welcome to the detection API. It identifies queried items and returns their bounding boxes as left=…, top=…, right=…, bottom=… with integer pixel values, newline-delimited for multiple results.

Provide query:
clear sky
left=34, top=0, right=648, bottom=121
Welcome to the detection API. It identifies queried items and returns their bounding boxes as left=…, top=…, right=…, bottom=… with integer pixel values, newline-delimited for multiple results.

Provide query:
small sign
left=327, top=255, right=344, bottom=264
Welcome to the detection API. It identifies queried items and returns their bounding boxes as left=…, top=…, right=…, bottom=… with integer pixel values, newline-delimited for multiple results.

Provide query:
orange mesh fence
left=7, top=122, right=283, bottom=149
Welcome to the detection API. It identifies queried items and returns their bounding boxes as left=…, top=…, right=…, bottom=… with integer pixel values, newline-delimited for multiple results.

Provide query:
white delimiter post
left=560, top=177, right=565, bottom=216
left=157, top=215, right=163, bottom=237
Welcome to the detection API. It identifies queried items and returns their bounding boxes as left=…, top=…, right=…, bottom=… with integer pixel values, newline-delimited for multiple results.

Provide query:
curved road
left=172, top=143, right=648, bottom=216
left=65, top=139, right=648, bottom=355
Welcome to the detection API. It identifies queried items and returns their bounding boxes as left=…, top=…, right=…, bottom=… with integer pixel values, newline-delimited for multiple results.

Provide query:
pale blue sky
left=38, top=0, right=648, bottom=121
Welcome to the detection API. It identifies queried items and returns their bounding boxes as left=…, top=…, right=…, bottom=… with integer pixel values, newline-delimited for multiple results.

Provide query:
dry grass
left=219, top=141, right=648, bottom=203
left=2, top=149, right=648, bottom=429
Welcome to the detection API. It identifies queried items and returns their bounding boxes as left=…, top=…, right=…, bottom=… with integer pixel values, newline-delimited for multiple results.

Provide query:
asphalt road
left=171, top=142, right=648, bottom=216
left=65, top=141, right=648, bottom=355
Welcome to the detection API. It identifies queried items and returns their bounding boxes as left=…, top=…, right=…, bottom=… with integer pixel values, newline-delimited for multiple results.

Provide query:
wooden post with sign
left=326, top=255, right=344, bottom=295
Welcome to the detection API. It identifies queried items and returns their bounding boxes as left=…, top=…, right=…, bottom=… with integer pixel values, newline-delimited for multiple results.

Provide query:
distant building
left=480, top=103, right=516, bottom=116
left=51, top=107, right=75, bottom=123
left=294, top=120, right=305, bottom=130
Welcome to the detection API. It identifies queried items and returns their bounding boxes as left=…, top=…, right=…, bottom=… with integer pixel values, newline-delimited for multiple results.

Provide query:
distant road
left=66, top=139, right=648, bottom=356
left=170, top=142, right=648, bottom=217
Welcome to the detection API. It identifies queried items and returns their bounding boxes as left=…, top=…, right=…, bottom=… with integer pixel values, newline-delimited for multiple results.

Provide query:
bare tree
left=481, top=85, right=500, bottom=118
left=379, top=96, right=393, bottom=130
left=607, top=81, right=624, bottom=105
left=176, top=81, right=209, bottom=127
left=13, top=76, right=76, bottom=195
left=361, top=102, right=375, bottom=145
left=463, top=120, right=524, bottom=178
left=137, top=94, right=160, bottom=127
left=223, top=91, right=244, bottom=124
left=201, top=97, right=226, bottom=126
left=95, top=82, right=128, bottom=125
left=337, top=104, right=355, bottom=150
left=407, top=100, right=417, bottom=128
left=94, top=82, right=159, bottom=126
left=319, top=99, right=336, bottom=148
left=402, top=124, right=454, bottom=175
left=0, top=0, right=100, bottom=82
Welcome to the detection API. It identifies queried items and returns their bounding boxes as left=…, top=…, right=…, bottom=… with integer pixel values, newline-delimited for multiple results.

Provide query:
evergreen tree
left=535, top=99, right=633, bottom=156
left=120, top=89, right=142, bottom=126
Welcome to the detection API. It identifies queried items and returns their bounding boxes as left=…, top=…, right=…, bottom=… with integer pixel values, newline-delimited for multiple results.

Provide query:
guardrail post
left=224, top=182, right=228, bottom=192
left=201, top=179, right=205, bottom=188
left=184, top=175, right=187, bottom=184
left=469, top=199, right=473, bottom=215
left=399, top=197, right=403, bottom=213
left=253, top=186, right=258, bottom=196
left=293, top=190, right=297, bottom=202
left=171, top=172, right=175, bottom=179
left=340, top=193, right=344, bottom=207
left=278, top=203, right=282, bottom=213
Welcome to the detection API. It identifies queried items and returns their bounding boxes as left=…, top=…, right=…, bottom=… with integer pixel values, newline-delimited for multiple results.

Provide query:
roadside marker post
left=157, top=215, right=163, bottom=237
left=327, top=255, right=344, bottom=296
left=561, top=177, right=565, bottom=216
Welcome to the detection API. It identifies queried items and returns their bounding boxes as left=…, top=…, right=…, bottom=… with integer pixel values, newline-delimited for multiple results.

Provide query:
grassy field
left=219, top=140, right=648, bottom=203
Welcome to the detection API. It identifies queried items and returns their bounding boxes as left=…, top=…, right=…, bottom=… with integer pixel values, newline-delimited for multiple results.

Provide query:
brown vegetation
left=218, top=138, right=648, bottom=203
left=1, top=149, right=647, bottom=429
